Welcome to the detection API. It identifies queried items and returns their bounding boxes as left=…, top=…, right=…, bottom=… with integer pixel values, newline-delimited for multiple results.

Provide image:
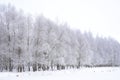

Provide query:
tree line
left=0, top=4, right=120, bottom=72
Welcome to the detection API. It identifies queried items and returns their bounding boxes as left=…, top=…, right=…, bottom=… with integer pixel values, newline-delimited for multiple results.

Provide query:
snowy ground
left=0, top=67, right=120, bottom=80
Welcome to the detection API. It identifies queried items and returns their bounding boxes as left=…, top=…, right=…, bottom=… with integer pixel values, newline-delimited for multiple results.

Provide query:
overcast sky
left=0, top=0, right=120, bottom=42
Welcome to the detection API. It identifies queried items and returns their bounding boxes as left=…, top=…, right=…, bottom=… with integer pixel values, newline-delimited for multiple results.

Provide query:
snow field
left=0, top=67, right=120, bottom=80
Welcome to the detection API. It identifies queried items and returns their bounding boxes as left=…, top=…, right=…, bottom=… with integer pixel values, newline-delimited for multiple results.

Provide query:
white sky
left=0, top=0, right=120, bottom=42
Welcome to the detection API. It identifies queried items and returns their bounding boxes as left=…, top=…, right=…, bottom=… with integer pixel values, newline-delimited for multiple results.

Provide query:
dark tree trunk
left=22, top=65, right=25, bottom=72
left=38, top=64, right=41, bottom=71
left=9, top=58, right=13, bottom=72
left=57, top=64, right=60, bottom=70
left=33, top=64, right=37, bottom=72
left=61, top=65, right=65, bottom=69
left=42, top=65, right=46, bottom=71
left=17, top=65, right=23, bottom=72
left=5, top=65, right=8, bottom=71
left=77, top=61, right=80, bottom=69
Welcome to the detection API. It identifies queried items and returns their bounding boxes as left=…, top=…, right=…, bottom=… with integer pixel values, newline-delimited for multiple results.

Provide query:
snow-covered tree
left=0, top=4, right=120, bottom=72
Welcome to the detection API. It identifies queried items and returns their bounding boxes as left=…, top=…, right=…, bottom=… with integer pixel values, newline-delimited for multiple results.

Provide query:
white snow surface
left=0, top=67, right=120, bottom=80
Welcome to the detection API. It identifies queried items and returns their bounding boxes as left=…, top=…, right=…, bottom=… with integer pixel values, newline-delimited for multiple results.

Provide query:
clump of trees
left=0, top=4, right=120, bottom=72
